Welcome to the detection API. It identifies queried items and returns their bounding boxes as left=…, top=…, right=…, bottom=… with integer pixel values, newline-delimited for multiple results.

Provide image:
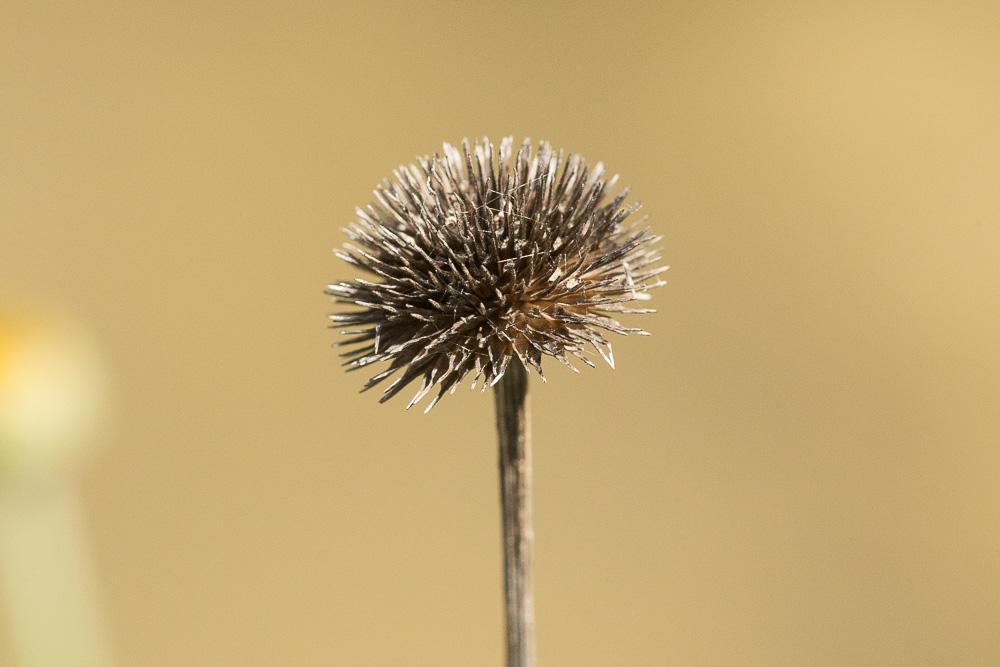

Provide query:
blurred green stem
left=0, top=484, right=114, bottom=667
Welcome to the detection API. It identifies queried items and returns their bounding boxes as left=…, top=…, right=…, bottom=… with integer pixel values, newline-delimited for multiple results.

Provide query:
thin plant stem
left=494, top=361, right=535, bottom=667
left=0, top=483, right=115, bottom=667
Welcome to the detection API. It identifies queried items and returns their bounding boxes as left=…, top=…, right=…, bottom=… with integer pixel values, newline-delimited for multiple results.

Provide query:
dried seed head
left=327, top=137, right=666, bottom=411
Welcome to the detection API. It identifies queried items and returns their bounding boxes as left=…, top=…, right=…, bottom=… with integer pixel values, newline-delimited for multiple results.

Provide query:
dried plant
left=327, top=137, right=664, bottom=667
left=327, top=137, right=665, bottom=412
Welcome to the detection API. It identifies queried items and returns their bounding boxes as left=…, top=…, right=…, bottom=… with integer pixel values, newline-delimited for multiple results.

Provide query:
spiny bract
left=327, top=137, right=666, bottom=412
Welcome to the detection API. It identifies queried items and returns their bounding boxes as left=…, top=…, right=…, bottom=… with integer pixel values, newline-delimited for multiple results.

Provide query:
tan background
left=3, top=1, right=1000, bottom=664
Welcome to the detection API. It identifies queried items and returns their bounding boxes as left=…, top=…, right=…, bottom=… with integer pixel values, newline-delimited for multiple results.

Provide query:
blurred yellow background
left=3, top=1, right=1000, bottom=664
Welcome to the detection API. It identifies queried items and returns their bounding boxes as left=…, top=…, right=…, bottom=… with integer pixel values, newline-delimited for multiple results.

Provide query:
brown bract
left=327, top=137, right=666, bottom=411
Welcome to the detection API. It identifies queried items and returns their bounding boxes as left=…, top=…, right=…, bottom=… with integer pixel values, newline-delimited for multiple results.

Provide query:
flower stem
left=494, top=361, right=535, bottom=667
left=0, top=484, right=115, bottom=667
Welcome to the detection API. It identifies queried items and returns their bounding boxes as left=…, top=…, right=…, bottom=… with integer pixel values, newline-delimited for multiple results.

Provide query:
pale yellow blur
left=2, top=1, right=1000, bottom=665
left=0, top=314, right=109, bottom=485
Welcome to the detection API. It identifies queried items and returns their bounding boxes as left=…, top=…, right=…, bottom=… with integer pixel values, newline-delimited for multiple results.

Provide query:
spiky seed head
left=327, top=137, right=666, bottom=412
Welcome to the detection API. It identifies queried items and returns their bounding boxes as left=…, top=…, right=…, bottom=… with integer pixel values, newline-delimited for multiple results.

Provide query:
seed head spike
left=328, top=137, right=665, bottom=410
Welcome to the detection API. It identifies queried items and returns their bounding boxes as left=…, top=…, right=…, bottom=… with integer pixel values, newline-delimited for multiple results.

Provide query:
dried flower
left=327, top=137, right=666, bottom=411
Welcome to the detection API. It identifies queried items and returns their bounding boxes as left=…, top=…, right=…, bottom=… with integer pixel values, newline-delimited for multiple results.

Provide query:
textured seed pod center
left=328, top=137, right=666, bottom=411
